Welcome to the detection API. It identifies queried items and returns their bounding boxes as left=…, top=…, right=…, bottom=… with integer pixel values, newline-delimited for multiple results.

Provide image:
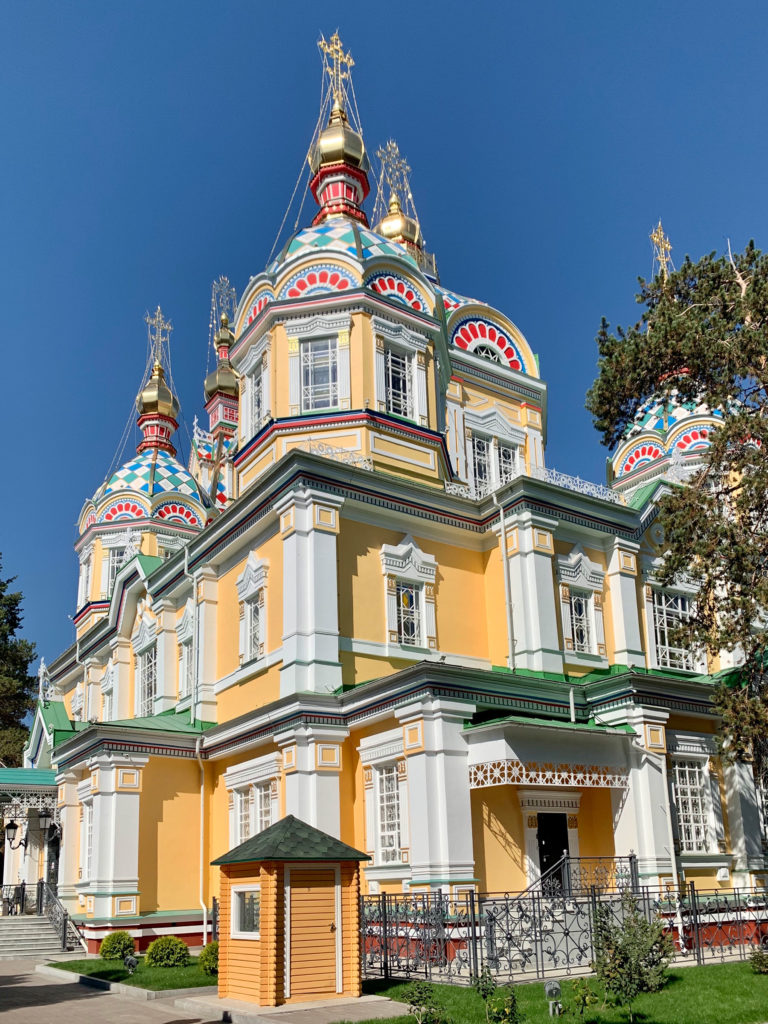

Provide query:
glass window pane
left=236, top=890, right=260, bottom=933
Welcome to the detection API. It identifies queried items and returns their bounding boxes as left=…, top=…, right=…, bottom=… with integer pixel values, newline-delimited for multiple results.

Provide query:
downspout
left=195, top=735, right=208, bottom=947
left=184, top=547, right=199, bottom=726
left=569, top=686, right=576, bottom=723
left=491, top=492, right=516, bottom=671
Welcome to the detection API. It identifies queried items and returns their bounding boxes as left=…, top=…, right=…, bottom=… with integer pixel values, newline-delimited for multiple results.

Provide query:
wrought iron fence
left=41, top=882, right=86, bottom=951
left=360, top=881, right=768, bottom=984
left=1, top=882, right=38, bottom=916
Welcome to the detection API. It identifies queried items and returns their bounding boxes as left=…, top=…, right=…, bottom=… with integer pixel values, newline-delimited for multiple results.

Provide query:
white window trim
left=285, top=312, right=351, bottom=416
left=380, top=536, right=437, bottom=652
left=359, top=730, right=410, bottom=870
left=224, top=752, right=281, bottom=848
left=462, top=408, right=525, bottom=494
left=231, top=883, right=261, bottom=940
left=556, top=545, right=607, bottom=660
left=642, top=562, right=706, bottom=673
left=77, top=544, right=94, bottom=608
left=236, top=554, right=269, bottom=665
left=668, top=732, right=724, bottom=856
left=372, top=316, right=429, bottom=426
left=132, top=614, right=158, bottom=718
left=176, top=599, right=194, bottom=700
left=100, top=660, right=115, bottom=723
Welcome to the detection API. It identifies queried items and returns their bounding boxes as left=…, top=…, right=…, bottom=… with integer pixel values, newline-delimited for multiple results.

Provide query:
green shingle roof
left=211, top=815, right=370, bottom=866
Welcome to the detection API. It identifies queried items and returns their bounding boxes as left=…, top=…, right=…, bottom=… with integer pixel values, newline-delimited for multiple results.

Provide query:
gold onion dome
left=136, top=361, right=179, bottom=420
left=375, top=193, right=423, bottom=248
left=204, top=314, right=238, bottom=399
left=310, top=101, right=370, bottom=174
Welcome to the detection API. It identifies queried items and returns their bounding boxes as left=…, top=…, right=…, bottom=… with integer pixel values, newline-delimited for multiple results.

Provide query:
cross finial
left=318, top=31, right=354, bottom=108
left=650, top=220, right=673, bottom=281
left=145, top=305, right=173, bottom=366
left=376, top=140, right=412, bottom=208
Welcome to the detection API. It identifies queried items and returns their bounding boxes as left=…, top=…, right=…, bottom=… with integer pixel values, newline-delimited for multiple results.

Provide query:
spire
left=136, top=306, right=180, bottom=456
left=373, top=140, right=438, bottom=279
left=650, top=220, right=673, bottom=281
left=204, top=277, right=239, bottom=442
left=309, top=32, right=370, bottom=225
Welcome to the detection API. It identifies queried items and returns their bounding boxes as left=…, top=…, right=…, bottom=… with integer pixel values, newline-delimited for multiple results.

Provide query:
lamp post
left=3, top=820, right=27, bottom=851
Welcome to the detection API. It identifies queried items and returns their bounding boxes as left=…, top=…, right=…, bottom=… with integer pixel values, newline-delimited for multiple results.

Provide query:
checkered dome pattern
left=102, top=451, right=205, bottom=500
left=273, top=222, right=418, bottom=271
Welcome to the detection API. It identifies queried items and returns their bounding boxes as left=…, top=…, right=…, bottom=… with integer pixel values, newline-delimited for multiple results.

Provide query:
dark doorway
left=536, top=813, right=569, bottom=887
left=46, top=833, right=60, bottom=888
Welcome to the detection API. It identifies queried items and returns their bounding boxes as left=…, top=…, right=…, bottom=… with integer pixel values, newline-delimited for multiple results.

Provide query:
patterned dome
left=269, top=221, right=419, bottom=273
left=97, top=450, right=211, bottom=504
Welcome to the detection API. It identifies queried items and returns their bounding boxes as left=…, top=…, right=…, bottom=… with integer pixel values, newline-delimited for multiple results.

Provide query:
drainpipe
left=569, top=686, right=576, bottom=723
left=195, top=736, right=208, bottom=947
left=184, top=547, right=199, bottom=726
left=491, top=492, right=516, bottom=671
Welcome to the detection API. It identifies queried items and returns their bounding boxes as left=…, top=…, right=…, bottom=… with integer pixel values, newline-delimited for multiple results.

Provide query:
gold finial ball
left=137, top=362, right=180, bottom=420
left=221, top=313, right=229, bottom=327
left=310, top=104, right=370, bottom=174
left=375, top=195, right=422, bottom=248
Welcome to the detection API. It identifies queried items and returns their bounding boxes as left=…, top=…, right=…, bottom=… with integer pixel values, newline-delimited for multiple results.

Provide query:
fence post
left=563, top=853, right=572, bottom=896
left=469, top=890, right=479, bottom=979
left=688, top=882, right=703, bottom=966
left=61, top=910, right=68, bottom=951
left=37, top=879, right=44, bottom=914
left=211, top=896, right=219, bottom=941
left=629, top=853, right=639, bottom=893
left=381, top=893, right=389, bottom=981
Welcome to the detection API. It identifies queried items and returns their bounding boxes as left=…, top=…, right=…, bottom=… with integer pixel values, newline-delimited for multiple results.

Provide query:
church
left=3, top=33, right=765, bottom=954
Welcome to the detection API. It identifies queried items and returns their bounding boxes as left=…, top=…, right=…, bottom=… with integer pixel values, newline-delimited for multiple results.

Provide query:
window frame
left=384, top=345, right=415, bottom=420
left=231, top=883, right=261, bottom=940
left=376, top=763, right=403, bottom=865
left=300, top=335, right=339, bottom=413
left=651, top=588, right=695, bottom=671
left=381, top=537, right=438, bottom=653
left=556, top=546, right=607, bottom=661
left=395, top=580, right=422, bottom=647
left=236, top=554, right=269, bottom=667
left=137, top=644, right=157, bottom=718
left=671, top=755, right=713, bottom=854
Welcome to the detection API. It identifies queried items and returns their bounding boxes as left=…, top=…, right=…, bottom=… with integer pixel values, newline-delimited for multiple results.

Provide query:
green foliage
left=144, top=935, right=189, bottom=968
left=99, top=930, right=135, bottom=961
left=198, top=940, right=219, bottom=976
left=0, top=555, right=36, bottom=767
left=568, top=978, right=598, bottom=1016
left=593, top=891, right=675, bottom=1022
left=471, top=967, right=524, bottom=1024
left=586, top=243, right=768, bottom=776
left=749, top=945, right=768, bottom=974
left=401, top=980, right=452, bottom=1024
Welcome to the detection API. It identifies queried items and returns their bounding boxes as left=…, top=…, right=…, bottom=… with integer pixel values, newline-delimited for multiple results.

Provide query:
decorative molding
left=556, top=544, right=606, bottom=591
left=380, top=535, right=438, bottom=584
left=236, top=552, right=269, bottom=604
left=469, top=759, right=628, bottom=790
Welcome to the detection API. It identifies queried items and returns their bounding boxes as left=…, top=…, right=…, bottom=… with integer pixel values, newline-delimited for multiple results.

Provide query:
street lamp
left=38, top=810, right=52, bottom=833
left=4, top=820, right=27, bottom=850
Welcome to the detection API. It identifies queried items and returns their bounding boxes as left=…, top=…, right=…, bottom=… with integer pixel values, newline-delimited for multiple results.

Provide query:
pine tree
left=586, top=242, right=768, bottom=778
left=0, top=556, right=37, bottom=766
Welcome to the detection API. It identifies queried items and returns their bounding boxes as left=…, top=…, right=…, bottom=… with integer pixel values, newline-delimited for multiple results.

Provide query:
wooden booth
left=212, top=815, right=370, bottom=1006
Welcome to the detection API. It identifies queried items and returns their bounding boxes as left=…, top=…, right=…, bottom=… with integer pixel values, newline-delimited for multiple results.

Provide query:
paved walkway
left=0, top=959, right=403, bottom=1024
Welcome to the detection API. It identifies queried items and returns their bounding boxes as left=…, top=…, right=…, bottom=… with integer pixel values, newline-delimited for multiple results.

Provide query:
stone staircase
left=0, top=915, right=67, bottom=959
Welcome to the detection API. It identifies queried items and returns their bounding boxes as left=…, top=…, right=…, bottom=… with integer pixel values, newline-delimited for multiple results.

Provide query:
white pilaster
left=195, top=568, right=218, bottom=722
left=276, top=726, right=349, bottom=838
left=607, top=542, right=645, bottom=667
left=276, top=488, right=344, bottom=696
left=508, top=514, right=562, bottom=673
left=154, top=600, right=177, bottom=712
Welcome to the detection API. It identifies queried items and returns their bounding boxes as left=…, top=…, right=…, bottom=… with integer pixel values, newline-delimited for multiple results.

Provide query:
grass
left=47, top=955, right=216, bottom=991
left=331, top=961, right=768, bottom=1024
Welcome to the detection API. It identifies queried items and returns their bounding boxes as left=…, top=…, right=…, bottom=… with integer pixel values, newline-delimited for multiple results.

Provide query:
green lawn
left=332, top=961, right=768, bottom=1024
left=48, top=955, right=216, bottom=991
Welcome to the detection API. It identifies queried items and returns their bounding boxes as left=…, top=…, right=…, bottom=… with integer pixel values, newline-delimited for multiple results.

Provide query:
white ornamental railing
left=446, top=466, right=622, bottom=504
left=302, top=440, right=374, bottom=471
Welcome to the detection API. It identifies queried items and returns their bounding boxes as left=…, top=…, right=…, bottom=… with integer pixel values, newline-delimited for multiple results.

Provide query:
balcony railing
left=446, top=465, right=622, bottom=504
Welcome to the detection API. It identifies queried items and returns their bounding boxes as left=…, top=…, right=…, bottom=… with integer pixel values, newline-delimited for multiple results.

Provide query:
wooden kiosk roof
left=211, top=814, right=371, bottom=865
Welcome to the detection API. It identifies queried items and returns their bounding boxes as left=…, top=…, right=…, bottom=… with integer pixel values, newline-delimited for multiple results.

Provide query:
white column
left=154, top=600, right=177, bottom=712
left=338, top=329, right=351, bottom=410
left=88, top=754, right=148, bottom=919
left=110, top=638, right=132, bottom=720
left=195, top=568, right=218, bottom=722
left=276, top=489, right=344, bottom=696
left=276, top=726, right=349, bottom=838
left=508, top=514, right=563, bottom=673
left=395, top=698, right=476, bottom=889
left=374, top=338, right=386, bottom=411
left=288, top=337, right=300, bottom=415
left=606, top=542, right=645, bottom=667
left=723, top=760, right=764, bottom=885
left=55, top=772, right=80, bottom=909
left=415, top=352, right=428, bottom=426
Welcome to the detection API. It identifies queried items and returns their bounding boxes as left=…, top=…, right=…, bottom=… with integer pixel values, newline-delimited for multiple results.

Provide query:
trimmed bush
left=749, top=946, right=768, bottom=974
left=145, top=935, right=189, bottom=968
left=199, top=940, right=219, bottom=976
left=99, top=930, right=135, bottom=961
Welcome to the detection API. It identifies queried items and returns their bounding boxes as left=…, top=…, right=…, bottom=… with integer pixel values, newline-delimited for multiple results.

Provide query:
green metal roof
left=136, top=554, right=165, bottom=576
left=0, top=768, right=57, bottom=788
left=105, top=707, right=215, bottom=733
left=464, top=713, right=636, bottom=735
left=212, top=815, right=370, bottom=866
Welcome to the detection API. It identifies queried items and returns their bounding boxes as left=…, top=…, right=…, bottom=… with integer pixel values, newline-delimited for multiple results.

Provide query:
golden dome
left=137, top=361, right=179, bottom=420
left=205, top=314, right=238, bottom=400
left=310, top=102, right=370, bottom=174
left=375, top=194, right=423, bottom=248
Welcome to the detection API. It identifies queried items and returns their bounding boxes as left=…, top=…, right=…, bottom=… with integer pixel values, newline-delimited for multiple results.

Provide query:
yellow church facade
left=7, top=35, right=766, bottom=953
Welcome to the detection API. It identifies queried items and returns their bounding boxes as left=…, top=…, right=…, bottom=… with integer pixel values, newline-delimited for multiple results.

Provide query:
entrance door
left=288, top=867, right=338, bottom=998
left=536, top=813, right=569, bottom=888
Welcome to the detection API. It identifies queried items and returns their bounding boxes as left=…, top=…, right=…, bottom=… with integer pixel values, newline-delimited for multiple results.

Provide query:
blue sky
left=3, top=1, right=768, bottom=661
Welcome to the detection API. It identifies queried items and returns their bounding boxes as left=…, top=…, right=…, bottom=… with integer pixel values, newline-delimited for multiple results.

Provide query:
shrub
left=487, top=986, right=524, bottom=1024
left=749, top=945, right=768, bottom=974
left=199, top=940, right=219, bottom=976
left=593, top=890, right=675, bottom=1023
left=145, top=935, right=189, bottom=968
left=401, top=980, right=452, bottom=1024
left=569, top=977, right=598, bottom=1016
left=99, top=930, right=134, bottom=961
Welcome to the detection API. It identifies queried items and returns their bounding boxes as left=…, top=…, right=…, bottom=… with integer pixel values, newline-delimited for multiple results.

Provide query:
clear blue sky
left=3, top=1, right=767, bottom=661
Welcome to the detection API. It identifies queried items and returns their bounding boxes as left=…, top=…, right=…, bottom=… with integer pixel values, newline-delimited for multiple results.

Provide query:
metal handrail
left=41, top=882, right=86, bottom=951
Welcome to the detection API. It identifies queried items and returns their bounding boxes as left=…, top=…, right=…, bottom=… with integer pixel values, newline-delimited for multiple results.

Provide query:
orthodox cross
left=318, top=31, right=354, bottom=107
left=145, top=305, right=173, bottom=366
left=650, top=220, right=673, bottom=281
left=373, top=139, right=421, bottom=229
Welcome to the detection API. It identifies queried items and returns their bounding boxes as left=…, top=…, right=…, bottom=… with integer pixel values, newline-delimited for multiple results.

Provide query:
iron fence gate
left=360, top=884, right=768, bottom=983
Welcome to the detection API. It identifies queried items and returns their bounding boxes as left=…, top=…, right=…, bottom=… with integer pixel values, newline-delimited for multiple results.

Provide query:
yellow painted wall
left=216, top=664, right=282, bottom=724
left=481, top=544, right=509, bottom=668
left=138, top=757, right=201, bottom=912
left=470, top=786, right=526, bottom=893
left=577, top=789, right=615, bottom=859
